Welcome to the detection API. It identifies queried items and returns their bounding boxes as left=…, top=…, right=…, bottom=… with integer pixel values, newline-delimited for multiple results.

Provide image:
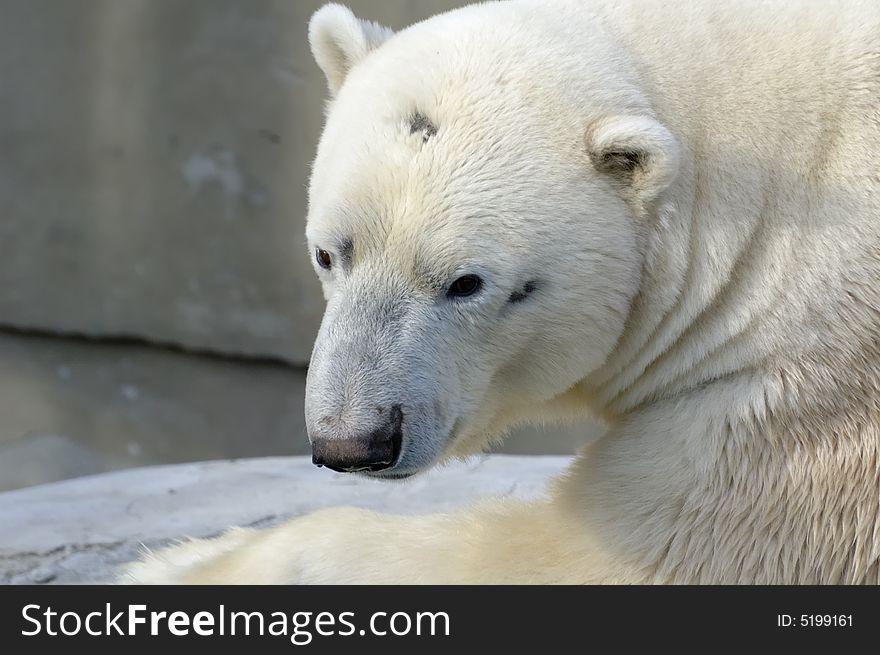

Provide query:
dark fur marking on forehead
left=508, top=280, right=538, bottom=304
left=409, top=111, right=438, bottom=143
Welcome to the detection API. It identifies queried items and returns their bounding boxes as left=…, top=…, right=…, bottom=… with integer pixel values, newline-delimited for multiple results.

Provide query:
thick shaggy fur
left=126, top=0, right=880, bottom=584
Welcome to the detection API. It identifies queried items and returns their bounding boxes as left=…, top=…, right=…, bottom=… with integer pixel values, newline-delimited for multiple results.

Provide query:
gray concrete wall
left=1, top=0, right=467, bottom=362
left=0, top=1, right=602, bottom=492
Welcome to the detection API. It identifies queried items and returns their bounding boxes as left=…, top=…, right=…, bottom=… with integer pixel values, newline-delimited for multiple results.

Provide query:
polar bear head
left=304, top=3, right=680, bottom=478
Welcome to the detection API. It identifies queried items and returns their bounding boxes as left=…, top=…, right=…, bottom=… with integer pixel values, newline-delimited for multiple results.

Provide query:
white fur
left=309, top=4, right=394, bottom=95
left=126, top=0, right=880, bottom=584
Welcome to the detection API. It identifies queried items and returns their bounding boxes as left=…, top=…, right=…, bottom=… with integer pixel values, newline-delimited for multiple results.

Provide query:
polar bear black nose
left=310, top=405, right=403, bottom=473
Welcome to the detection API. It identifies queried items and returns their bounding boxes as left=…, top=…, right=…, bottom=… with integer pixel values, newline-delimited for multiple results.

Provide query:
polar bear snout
left=309, top=405, right=403, bottom=473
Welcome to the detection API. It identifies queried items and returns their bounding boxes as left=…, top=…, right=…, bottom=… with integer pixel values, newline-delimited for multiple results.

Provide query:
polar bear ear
left=309, top=4, right=394, bottom=96
left=587, top=116, right=680, bottom=212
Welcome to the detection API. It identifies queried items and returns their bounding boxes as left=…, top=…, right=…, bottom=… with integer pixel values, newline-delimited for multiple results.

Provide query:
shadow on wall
left=0, top=1, right=603, bottom=492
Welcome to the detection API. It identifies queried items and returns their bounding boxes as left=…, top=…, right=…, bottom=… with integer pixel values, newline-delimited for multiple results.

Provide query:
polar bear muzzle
left=310, top=404, right=403, bottom=473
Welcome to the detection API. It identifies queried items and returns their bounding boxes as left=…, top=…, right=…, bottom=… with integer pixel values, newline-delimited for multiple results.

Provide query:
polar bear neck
left=576, top=0, right=880, bottom=434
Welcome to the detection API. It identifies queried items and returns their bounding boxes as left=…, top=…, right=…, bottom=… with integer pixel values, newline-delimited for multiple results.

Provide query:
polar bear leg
left=121, top=496, right=620, bottom=584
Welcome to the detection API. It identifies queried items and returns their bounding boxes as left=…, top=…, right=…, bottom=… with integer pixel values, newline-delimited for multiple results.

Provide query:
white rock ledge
left=0, top=455, right=572, bottom=584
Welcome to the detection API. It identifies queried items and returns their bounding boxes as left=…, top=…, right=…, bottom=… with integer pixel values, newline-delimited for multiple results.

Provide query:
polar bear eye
left=316, top=248, right=332, bottom=270
left=447, top=275, right=482, bottom=298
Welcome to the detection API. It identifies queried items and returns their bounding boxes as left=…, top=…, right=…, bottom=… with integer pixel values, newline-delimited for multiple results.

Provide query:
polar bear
left=126, top=0, right=880, bottom=584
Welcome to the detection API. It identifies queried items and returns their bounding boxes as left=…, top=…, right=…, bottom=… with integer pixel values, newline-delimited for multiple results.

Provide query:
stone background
left=0, top=0, right=601, bottom=493
left=2, top=0, right=472, bottom=362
